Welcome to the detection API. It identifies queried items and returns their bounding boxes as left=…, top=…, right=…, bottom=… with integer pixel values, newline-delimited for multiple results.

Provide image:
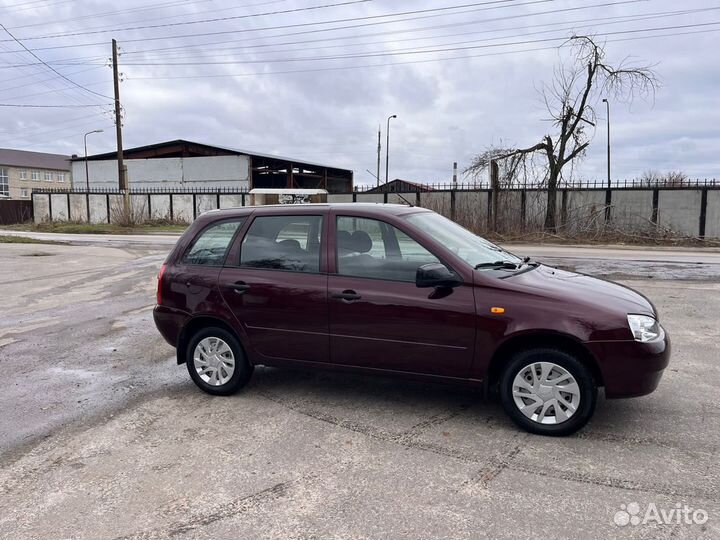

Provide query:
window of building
left=57, top=173, right=65, bottom=182
left=0, top=169, right=8, bottom=197
left=44, top=171, right=53, bottom=181
left=183, top=220, right=245, bottom=266
left=19, top=170, right=28, bottom=180
left=21, top=188, right=29, bottom=198
left=31, top=171, right=40, bottom=181
left=336, top=216, right=439, bottom=282
left=240, top=215, right=323, bottom=273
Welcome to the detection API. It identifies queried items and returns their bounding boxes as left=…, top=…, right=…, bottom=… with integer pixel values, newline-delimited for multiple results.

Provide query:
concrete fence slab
left=88, top=194, right=108, bottom=224
left=658, top=190, right=702, bottom=237
left=611, top=190, right=654, bottom=228
left=327, top=194, right=354, bottom=203
left=33, top=194, right=50, bottom=223
left=149, top=195, right=171, bottom=220
left=454, top=191, right=489, bottom=233
left=50, top=194, right=69, bottom=222
left=419, top=192, right=451, bottom=217
left=196, top=194, right=217, bottom=217
left=69, top=194, right=88, bottom=222
left=355, top=193, right=384, bottom=204
left=219, top=194, right=244, bottom=209
left=705, top=190, right=720, bottom=238
left=172, top=194, right=194, bottom=223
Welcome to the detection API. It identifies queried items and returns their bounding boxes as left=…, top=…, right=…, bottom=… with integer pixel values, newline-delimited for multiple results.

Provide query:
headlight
left=627, top=314, right=662, bottom=342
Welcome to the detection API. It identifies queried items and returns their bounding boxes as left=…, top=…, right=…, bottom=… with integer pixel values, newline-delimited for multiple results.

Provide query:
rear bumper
left=153, top=305, right=190, bottom=348
left=587, top=330, right=671, bottom=398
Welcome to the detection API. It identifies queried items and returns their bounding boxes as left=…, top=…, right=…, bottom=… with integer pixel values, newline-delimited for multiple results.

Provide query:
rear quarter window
left=183, top=219, right=245, bottom=266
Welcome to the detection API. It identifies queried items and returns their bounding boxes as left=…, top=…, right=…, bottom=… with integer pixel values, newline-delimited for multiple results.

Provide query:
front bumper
left=587, top=331, right=671, bottom=398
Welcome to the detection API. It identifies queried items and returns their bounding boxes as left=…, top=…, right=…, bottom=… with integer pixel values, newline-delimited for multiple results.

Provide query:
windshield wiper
left=474, top=260, right=521, bottom=270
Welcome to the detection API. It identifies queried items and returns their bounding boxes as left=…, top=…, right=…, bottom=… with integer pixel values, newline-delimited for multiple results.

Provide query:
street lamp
left=385, top=114, right=397, bottom=184
left=602, top=99, right=610, bottom=188
left=84, top=129, right=104, bottom=190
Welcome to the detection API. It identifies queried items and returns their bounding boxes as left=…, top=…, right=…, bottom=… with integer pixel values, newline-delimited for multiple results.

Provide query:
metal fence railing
left=353, top=178, right=720, bottom=192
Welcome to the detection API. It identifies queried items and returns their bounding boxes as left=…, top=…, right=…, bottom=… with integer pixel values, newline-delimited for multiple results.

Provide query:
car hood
left=499, top=264, right=657, bottom=318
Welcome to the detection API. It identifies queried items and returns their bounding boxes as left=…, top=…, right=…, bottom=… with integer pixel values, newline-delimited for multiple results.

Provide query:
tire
left=185, top=326, right=253, bottom=396
left=499, top=348, right=597, bottom=436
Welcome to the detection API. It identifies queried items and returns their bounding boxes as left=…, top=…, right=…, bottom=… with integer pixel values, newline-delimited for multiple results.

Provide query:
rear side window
left=240, top=215, right=322, bottom=273
left=183, top=220, right=244, bottom=266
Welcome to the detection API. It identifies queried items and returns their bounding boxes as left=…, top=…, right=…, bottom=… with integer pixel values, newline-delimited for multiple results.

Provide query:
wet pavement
left=0, top=240, right=719, bottom=539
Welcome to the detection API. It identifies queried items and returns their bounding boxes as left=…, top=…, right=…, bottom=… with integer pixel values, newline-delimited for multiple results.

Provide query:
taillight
left=157, top=264, right=167, bottom=305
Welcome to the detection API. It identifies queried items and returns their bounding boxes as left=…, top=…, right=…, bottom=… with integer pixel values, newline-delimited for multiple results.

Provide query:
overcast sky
left=1, top=0, right=718, bottom=185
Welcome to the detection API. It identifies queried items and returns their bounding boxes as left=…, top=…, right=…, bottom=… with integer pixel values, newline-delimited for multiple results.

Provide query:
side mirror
left=416, top=263, right=463, bottom=289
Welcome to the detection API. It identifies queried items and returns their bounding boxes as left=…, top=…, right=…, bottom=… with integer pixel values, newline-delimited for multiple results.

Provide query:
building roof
left=365, top=179, right=435, bottom=193
left=0, top=148, right=71, bottom=171
left=74, top=139, right=351, bottom=173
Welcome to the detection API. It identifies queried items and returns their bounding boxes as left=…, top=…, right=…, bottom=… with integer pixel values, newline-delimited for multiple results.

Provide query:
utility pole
left=376, top=125, right=381, bottom=188
left=112, top=39, right=129, bottom=213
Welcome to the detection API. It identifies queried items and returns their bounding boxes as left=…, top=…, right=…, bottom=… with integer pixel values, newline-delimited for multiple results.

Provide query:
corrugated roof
left=74, top=139, right=351, bottom=172
left=0, top=148, right=72, bottom=171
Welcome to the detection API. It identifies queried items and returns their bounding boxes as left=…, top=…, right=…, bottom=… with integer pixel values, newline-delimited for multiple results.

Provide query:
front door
left=328, top=214, right=476, bottom=378
left=219, top=213, right=329, bottom=364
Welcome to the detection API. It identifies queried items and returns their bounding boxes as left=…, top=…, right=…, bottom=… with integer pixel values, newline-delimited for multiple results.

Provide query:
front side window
left=240, top=215, right=322, bottom=273
left=44, top=171, right=53, bottom=181
left=31, top=171, right=40, bottom=181
left=19, top=170, right=27, bottom=180
left=336, top=216, right=439, bottom=282
left=183, top=220, right=245, bottom=266
left=57, top=173, right=65, bottom=182
left=0, top=169, right=8, bottom=197
left=20, top=188, right=29, bottom=198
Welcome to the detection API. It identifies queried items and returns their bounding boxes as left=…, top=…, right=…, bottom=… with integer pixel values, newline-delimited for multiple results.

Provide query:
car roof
left=200, top=203, right=430, bottom=219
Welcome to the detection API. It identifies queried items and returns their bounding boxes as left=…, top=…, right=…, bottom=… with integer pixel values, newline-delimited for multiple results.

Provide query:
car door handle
left=230, top=281, right=251, bottom=294
left=331, top=290, right=361, bottom=301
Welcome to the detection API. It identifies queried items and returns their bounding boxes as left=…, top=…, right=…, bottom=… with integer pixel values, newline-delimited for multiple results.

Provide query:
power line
left=0, top=24, right=113, bottom=101
left=0, top=0, right=640, bottom=54
left=126, top=25, right=720, bottom=80
left=99, top=21, right=720, bottom=66
left=0, top=103, right=110, bottom=108
left=115, top=0, right=650, bottom=58
left=2, top=0, right=376, bottom=41
left=116, top=7, right=718, bottom=63
left=5, top=0, right=212, bottom=30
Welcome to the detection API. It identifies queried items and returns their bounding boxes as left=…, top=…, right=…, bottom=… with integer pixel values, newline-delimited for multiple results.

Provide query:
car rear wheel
left=186, top=326, right=253, bottom=396
left=500, top=348, right=596, bottom=436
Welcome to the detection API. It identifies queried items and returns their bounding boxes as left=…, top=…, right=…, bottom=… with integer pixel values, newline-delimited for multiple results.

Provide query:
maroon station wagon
left=154, top=203, right=670, bottom=436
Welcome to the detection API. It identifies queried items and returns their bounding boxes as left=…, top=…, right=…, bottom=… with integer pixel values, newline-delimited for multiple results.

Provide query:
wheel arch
left=176, top=315, right=248, bottom=365
left=486, top=332, right=603, bottom=390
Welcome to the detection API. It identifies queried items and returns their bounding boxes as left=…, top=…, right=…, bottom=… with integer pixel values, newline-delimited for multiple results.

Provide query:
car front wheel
left=186, top=326, right=253, bottom=396
left=500, top=348, right=597, bottom=436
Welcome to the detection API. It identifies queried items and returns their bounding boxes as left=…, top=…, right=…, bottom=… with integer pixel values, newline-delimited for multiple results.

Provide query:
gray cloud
left=0, top=0, right=718, bottom=185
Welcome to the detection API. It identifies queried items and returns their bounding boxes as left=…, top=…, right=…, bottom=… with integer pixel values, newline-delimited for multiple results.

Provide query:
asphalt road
left=0, top=239, right=719, bottom=539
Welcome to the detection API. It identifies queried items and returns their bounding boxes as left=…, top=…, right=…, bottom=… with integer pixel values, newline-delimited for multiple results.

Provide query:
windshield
left=405, top=212, right=521, bottom=268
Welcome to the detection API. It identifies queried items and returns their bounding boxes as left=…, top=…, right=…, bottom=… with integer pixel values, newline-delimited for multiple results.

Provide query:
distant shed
left=71, top=139, right=353, bottom=193
left=365, top=179, right=435, bottom=193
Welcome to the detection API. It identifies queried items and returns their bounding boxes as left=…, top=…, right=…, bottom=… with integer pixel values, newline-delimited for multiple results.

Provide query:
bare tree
left=639, top=169, right=688, bottom=187
left=466, top=36, right=658, bottom=231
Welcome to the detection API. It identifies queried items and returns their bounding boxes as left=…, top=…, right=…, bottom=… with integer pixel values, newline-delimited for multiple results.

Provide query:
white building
left=71, top=139, right=353, bottom=192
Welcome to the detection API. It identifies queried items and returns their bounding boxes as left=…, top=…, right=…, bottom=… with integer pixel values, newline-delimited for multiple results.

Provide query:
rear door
left=218, top=211, right=329, bottom=364
left=327, top=213, right=477, bottom=378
